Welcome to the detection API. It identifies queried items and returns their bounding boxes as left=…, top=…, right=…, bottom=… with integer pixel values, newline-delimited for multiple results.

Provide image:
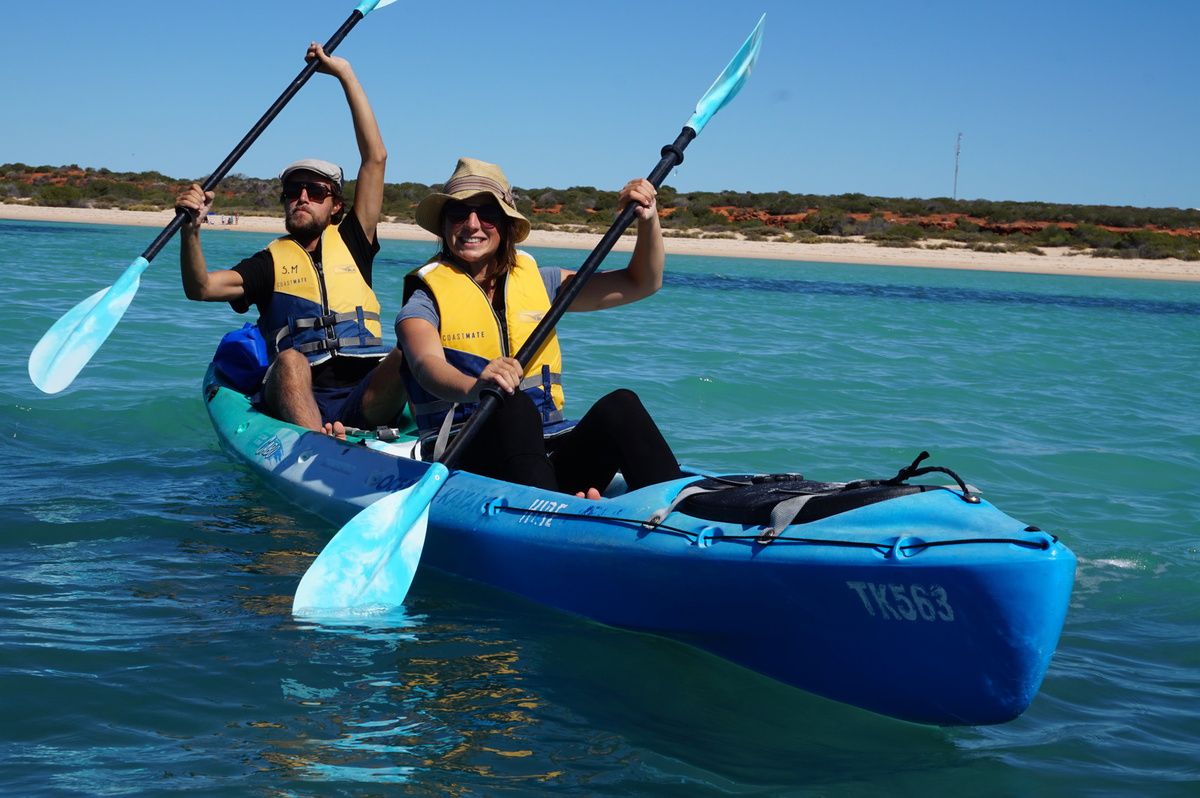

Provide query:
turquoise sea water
left=2, top=218, right=1198, bottom=796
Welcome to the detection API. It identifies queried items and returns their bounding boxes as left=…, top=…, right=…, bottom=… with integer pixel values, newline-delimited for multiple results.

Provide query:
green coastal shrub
left=865, top=223, right=925, bottom=242
left=1034, top=225, right=1074, bottom=247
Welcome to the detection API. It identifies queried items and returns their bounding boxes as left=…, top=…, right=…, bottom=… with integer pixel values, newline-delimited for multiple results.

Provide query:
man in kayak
left=396, top=157, right=682, bottom=498
left=175, top=43, right=404, bottom=436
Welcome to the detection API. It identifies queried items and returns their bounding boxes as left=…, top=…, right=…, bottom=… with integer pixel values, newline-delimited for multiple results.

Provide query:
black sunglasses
left=443, top=200, right=505, bottom=229
left=281, top=181, right=335, bottom=202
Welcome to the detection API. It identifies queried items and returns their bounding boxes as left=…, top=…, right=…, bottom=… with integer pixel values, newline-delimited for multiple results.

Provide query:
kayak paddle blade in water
left=27, top=0, right=396, bottom=394
left=292, top=463, right=448, bottom=615
left=293, top=14, right=767, bottom=613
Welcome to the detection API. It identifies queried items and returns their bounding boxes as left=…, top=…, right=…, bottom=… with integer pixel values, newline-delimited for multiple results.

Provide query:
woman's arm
left=398, top=317, right=524, bottom=402
left=561, top=178, right=664, bottom=311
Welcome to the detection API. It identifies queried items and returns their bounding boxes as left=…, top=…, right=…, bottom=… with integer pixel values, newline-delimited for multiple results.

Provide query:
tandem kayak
left=203, top=364, right=1075, bottom=726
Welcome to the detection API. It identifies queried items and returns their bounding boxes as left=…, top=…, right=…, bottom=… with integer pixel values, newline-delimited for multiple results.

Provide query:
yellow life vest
left=260, top=224, right=384, bottom=365
left=403, top=250, right=565, bottom=434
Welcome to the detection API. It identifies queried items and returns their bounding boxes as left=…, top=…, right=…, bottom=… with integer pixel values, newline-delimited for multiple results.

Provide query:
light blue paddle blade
left=28, top=256, right=150, bottom=394
left=686, top=13, right=765, bottom=134
left=293, top=462, right=450, bottom=615
left=355, top=0, right=399, bottom=14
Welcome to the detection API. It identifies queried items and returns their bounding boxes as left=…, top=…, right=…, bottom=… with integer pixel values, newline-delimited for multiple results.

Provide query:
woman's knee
left=494, top=389, right=541, bottom=421
left=480, top=390, right=545, bottom=446
left=592, top=388, right=646, bottom=423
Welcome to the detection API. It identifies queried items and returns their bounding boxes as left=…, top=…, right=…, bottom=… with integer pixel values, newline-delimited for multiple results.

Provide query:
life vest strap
left=292, top=334, right=384, bottom=355
left=271, top=308, right=383, bottom=355
left=286, top=309, right=382, bottom=332
left=411, top=397, right=455, bottom=417
left=431, top=403, right=459, bottom=461
left=538, top=406, right=565, bottom=425
left=524, top=363, right=563, bottom=425
left=518, top=372, right=561, bottom=391
left=270, top=308, right=381, bottom=339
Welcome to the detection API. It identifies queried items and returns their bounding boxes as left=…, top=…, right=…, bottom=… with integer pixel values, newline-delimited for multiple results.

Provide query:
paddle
left=27, top=0, right=398, bottom=395
left=292, top=14, right=766, bottom=614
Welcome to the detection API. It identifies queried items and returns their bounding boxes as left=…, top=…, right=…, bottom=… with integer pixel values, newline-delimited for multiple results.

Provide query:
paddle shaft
left=439, top=126, right=698, bottom=469
left=140, top=9, right=367, bottom=262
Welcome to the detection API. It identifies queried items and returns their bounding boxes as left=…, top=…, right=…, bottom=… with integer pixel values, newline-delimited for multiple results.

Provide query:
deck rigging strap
left=644, top=474, right=763, bottom=527
left=763, top=493, right=818, bottom=543
left=647, top=452, right=978, bottom=543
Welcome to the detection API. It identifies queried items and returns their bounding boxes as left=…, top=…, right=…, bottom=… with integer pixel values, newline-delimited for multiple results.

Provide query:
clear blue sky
left=3, top=0, right=1196, bottom=208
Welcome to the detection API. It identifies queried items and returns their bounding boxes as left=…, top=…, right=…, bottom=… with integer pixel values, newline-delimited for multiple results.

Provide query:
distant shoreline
left=3, top=203, right=1198, bottom=282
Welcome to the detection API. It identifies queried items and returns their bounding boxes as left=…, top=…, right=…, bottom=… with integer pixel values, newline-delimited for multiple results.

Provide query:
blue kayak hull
left=204, top=368, right=1075, bottom=726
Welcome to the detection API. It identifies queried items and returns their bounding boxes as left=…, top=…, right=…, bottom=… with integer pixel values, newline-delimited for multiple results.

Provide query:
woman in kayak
left=395, top=157, right=682, bottom=498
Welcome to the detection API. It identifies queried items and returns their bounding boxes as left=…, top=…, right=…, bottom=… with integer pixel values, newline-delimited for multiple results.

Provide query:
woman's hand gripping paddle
left=27, top=0, right=398, bottom=395
left=292, top=14, right=766, bottom=616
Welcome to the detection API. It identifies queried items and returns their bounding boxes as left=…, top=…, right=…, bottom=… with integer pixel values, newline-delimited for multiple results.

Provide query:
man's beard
left=285, top=211, right=323, bottom=242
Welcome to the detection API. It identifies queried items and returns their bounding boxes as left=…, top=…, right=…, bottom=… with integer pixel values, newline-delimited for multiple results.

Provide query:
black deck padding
left=676, top=476, right=932, bottom=526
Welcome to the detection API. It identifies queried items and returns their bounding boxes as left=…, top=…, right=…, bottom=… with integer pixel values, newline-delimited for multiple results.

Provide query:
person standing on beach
left=174, top=43, right=405, bottom=436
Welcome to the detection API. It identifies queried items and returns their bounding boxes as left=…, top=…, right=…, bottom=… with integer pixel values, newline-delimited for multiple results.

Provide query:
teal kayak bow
left=293, top=14, right=767, bottom=614
left=28, top=0, right=398, bottom=395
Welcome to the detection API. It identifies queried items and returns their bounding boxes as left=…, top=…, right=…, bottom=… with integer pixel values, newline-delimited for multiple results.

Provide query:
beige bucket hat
left=415, top=157, right=530, bottom=242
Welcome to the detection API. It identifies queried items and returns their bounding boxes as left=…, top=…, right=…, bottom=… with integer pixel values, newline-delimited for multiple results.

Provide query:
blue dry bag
left=213, top=323, right=269, bottom=394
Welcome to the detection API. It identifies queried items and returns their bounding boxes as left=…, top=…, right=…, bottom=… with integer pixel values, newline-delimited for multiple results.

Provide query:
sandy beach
left=3, top=202, right=1198, bottom=282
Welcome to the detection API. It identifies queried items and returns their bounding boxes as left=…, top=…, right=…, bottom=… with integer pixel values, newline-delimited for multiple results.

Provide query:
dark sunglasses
left=281, top=181, right=335, bottom=203
left=443, top=200, right=505, bottom=229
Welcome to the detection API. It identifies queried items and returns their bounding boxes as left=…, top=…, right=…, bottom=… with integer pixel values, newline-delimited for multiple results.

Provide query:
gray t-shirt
left=396, top=265, right=564, bottom=335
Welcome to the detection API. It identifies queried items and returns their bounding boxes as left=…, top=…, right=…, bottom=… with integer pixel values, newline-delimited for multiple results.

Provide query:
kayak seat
left=675, top=475, right=933, bottom=527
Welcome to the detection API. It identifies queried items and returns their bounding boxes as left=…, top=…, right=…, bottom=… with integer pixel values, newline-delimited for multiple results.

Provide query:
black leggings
left=457, top=389, right=682, bottom=495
